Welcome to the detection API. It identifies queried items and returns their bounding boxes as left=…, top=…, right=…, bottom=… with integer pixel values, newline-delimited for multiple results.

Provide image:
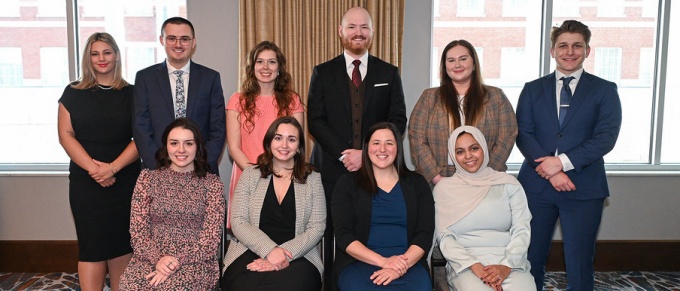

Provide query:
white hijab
left=433, top=126, right=519, bottom=238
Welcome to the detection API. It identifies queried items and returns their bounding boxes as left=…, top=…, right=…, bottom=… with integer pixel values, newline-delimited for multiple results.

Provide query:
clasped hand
left=470, top=263, right=510, bottom=291
left=89, top=159, right=116, bottom=187
left=370, top=255, right=408, bottom=286
left=247, top=247, right=292, bottom=272
left=145, top=255, right=180, bottom=287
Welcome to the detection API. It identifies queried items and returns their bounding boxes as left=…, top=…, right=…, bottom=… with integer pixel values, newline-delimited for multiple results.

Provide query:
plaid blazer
left=408, top=85, right=517, bottom=184
left=222, top=166, right=326, bottom=275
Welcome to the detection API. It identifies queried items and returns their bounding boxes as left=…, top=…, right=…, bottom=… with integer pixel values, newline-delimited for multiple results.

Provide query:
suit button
left=355, top=104, right=360, bottom=107
left=355, top=120, right=359, bottom=123
left=557, top=134, right=562, bottom=138
left=355, top=135, right=359, bottom=138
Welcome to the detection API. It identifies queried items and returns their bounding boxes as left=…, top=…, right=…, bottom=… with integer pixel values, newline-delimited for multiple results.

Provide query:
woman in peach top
left=226, top=40, right=304, bottom=227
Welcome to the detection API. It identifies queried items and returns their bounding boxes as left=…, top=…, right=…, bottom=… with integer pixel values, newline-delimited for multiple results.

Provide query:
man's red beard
left=341, top=35, right=372, bottom=55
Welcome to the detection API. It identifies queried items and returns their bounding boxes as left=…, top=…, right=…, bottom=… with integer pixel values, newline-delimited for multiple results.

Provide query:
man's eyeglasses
left=165, top=36, right=193, bottom=46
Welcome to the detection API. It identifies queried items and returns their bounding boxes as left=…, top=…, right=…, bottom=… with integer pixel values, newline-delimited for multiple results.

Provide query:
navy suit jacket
left=307, top=54, right=407, bottom=184
left=516, top=71, right=622, bottom=199
left=133, top=61, right=226, bottom=175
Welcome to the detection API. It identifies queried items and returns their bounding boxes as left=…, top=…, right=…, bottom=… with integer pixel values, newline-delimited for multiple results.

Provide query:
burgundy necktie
left=352, top=59, right=362, bottom=88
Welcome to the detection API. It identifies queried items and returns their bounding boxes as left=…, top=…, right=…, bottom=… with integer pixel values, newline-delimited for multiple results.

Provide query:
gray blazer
left=222, top=166, right=326, bottom=274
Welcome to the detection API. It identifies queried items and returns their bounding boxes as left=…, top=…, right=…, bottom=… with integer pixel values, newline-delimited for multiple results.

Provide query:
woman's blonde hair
left=71, top=32, right=128, bottom=90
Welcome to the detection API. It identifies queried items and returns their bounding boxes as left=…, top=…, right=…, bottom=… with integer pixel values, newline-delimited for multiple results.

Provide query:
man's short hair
left=161, top=17, right=195, bottom=37
left=551, top=20, right=591, bottom=48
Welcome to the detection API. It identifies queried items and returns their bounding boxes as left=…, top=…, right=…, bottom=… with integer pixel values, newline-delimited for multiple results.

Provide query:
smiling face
left=167, top=127, right=196, bottom=173
left=367, top=128, right=398, bottom=171
left=160, top=23, right=196, bottom=68
left=445, top=45, right=475, bottom=88
left=338, top=7, right=374, bottom=58
left=90, top=41, right=117, bottom=79
left=254, top=49, right=279, bottom=86
left=270, top=123, right=300, bottom=166
left=454, top=133, right=484, bottom=174
left=551, top=32, right=590, bottom=75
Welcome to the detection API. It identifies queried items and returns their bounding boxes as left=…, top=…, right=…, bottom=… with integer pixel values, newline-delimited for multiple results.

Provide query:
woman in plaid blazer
left=409, top=39, right=517, bottom=186
left=221, top=116, right=326, bottom=291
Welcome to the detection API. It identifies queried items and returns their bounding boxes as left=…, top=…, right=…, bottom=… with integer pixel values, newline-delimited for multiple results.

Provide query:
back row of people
left=57, top=5, right=621, bottom=291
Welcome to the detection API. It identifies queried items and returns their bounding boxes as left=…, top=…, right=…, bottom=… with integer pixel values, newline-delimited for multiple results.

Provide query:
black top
left=260, top=178, right=296, bottom=244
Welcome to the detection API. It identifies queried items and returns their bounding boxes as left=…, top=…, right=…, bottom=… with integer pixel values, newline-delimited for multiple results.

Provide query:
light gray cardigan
left=222, top=166, right=326, bottom=274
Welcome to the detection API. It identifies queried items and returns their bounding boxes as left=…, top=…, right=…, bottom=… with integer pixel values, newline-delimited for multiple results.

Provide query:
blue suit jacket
left=133, top=61, right=226, bottom=175
left=515, top=71, right=622, bottom=199
left=307, top=54, right=407, bottom=184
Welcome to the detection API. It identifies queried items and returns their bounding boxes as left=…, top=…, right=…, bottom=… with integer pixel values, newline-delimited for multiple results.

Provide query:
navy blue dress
left=337, top=183, right=431, bottom=290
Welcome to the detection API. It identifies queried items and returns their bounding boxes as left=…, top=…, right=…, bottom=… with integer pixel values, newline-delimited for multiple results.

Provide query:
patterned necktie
left=174, top=70, right=186, bottom=118
left=559, top=76, right=574, bottom=126
left=351, top=59, right=362, bottom=88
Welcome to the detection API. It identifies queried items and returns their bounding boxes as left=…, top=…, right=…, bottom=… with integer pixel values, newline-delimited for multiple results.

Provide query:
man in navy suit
left=307, top=7, right=407, bottom=290
left=516, top=20, right=622, bottom=291
left=133, top=17, right=226, bottom=175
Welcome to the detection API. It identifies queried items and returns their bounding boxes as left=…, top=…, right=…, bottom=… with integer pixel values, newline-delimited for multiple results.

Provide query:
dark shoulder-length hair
left=438, top=39, right=487, bottom=129
left=356, top=122, right=413, bottom=195
left=155, top=118, right=211, bottom=177
left=239, top=41, right=300, bottom=133
left=255, top=116, right=314, bottom=183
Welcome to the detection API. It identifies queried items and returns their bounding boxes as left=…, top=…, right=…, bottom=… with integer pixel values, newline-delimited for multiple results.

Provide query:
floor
left=1, top=271, right=680, bottom=290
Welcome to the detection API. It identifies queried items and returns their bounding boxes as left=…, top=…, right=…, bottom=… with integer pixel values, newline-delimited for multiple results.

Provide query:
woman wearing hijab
left=434, top=126, right=535, bottom=291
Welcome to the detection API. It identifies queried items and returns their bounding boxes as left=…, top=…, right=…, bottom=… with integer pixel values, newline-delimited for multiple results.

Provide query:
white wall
left=1, top=0, right=679, bottom=241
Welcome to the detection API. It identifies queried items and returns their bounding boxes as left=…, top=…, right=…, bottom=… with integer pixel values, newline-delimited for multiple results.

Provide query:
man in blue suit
left=133, top=17, right=226, bottom=175
left=516, top=20, right=622, bottom=291
left=307, top=7, right=407, bottom=290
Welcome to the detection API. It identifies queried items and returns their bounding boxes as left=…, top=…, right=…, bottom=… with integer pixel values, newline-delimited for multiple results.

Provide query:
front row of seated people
left=220, top=119, right=533, bottom=290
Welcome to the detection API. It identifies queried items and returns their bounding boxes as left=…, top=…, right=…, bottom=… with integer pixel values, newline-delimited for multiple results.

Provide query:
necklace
left=97, top=84, right=113, bottom=90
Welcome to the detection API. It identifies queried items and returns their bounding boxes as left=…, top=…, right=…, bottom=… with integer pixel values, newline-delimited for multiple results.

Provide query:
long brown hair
left=438, top=39, right=487, bottom=129
left=72, top=32, right=128, bottom=90
left=256, top=116, right=314, bottom=183
left=239, top=41, right=299, bottom=133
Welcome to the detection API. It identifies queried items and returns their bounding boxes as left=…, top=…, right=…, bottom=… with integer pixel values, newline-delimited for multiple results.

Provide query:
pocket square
left=374, top=83, right=389, bottom=87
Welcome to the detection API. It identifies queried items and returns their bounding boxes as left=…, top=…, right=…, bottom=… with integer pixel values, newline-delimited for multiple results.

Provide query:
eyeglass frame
left=164, top=35, right=194, bottom=46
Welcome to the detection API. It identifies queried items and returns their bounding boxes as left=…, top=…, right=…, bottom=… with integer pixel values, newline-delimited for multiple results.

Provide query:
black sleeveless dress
left=59, top=84, right=141, bottom=261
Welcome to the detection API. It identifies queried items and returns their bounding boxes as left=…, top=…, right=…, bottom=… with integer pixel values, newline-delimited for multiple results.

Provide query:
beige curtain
left=239, top=0, right=404, bottom=157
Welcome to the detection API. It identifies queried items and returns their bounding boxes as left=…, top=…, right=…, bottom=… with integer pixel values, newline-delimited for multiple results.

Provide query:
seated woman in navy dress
left=221, top=116, right=326, bottom=291
left=332, top=122, right=434, bottom=291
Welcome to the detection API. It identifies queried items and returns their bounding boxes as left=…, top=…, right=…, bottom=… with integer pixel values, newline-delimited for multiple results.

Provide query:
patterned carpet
left=1, top=271, right=679, bottom=290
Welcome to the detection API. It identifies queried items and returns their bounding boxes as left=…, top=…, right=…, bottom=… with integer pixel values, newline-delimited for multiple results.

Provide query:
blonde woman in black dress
left=57, top=32, right=140, bottom=291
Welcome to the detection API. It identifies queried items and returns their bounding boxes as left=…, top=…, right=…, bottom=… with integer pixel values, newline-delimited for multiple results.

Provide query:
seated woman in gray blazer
left=220, top=116, right=326, bottom=291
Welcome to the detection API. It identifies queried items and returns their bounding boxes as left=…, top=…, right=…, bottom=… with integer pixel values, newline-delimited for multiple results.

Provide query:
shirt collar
left=343, top=51, right=369, bottom=69
left=555, top=68, right=584, bottom=83
left=166, top=60, right=192, bottom=75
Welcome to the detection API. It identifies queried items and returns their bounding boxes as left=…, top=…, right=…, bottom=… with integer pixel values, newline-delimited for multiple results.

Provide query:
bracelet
left=109, top=163, right=117, bottom=175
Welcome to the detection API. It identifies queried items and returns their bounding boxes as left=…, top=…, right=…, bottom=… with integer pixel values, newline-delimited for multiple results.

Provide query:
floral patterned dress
left=119, top=168, right=225, bottom=290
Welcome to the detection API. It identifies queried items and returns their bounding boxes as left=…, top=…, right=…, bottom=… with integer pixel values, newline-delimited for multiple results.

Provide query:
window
left=457, top=0, right=485, bottom=17
left=0, top=1, right=186, bottom=167
left=433, top=0, right=674, bottom=167
left=595, top=48, right=622, bottom=85
left=0, top=48, right=23, bottom=86
left=597, top=0, right=626, bottom=18
left=660, top=4, right=680, bottom=163
left=502, top=0, right=527, bottom=17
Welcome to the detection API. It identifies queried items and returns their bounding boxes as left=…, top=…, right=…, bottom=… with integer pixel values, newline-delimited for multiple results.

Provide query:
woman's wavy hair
left=256, top=116, right=314, bottom=183
left=357, top=122, right=412, bottom=195
left=239, top=41, right=300, bottom=133
left=71, top=32, right=128, bottom=90
left=155, top=118, right=211, bottom=177
left=438, top=39, right=487, bottom=129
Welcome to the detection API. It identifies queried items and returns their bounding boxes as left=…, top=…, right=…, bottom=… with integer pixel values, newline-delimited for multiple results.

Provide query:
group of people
left=57, top=6, right=621, bottom=291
